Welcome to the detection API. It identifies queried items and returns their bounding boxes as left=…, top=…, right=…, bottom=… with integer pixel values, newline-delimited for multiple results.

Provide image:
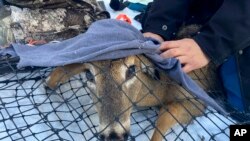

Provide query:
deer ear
left=138, top=56, right=161, bottom=80
left=45, top=63, right=88, bottom=90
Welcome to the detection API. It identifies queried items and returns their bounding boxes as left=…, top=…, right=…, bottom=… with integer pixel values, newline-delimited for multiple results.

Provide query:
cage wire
left=1, top=55, right=250, bottom=141
left=2, top=0, right=248, bottom=141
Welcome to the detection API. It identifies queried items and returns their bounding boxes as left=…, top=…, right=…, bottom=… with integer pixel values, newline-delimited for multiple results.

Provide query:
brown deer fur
left=45, top=54, right=219, bottom=141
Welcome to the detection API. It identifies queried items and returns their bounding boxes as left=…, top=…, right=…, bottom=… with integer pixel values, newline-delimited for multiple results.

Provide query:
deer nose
left=100, top=131, right=129, bottom=141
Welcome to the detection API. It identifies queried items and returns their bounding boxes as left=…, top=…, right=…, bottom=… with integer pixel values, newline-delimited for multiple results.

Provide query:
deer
left=44, top=24, right=222, bottom=141
left=45, top=53, right=220, bottom=141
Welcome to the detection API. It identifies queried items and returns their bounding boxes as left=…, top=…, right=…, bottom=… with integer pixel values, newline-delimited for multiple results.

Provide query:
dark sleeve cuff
left=193, top=32, right=233, bottom=66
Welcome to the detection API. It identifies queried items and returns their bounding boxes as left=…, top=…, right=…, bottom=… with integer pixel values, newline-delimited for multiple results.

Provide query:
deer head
left=46, top=55, right=170, bottom=141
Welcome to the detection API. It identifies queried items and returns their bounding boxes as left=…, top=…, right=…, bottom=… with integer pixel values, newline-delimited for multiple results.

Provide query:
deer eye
left=85, top=70, right=94, bottom=82
left=126, top=65, right=136, bottom=79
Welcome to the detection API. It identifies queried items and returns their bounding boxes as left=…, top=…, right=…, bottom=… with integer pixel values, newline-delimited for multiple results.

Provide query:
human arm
left=193, top=0, right=250, bottom=66
left=141, top=0, right=208, bottom=73
left=159, top=0, right=250, bottom=72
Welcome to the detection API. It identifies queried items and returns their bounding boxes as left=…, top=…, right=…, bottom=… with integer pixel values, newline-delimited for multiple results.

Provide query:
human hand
left=143, top=32, right=164, bottom=43
left=159, top=38, right=210, bottom=73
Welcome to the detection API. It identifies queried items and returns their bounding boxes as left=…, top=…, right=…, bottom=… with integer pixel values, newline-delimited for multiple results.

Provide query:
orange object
left=116, top=14, right=132, bottom=24
left=27, top=39, right=47, bottom=46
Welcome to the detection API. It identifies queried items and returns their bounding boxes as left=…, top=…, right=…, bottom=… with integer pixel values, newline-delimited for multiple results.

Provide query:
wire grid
left=0, top=55, right=248, bottom=141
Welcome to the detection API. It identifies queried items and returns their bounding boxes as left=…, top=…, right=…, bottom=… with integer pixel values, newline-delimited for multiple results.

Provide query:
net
left=0, top=55, right=249, bottom=141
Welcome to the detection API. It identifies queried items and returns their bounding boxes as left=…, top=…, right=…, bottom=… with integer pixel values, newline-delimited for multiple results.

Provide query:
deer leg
left=45, top=63, right=86, bottom=90
left=151, top=100, right=205, bottom=141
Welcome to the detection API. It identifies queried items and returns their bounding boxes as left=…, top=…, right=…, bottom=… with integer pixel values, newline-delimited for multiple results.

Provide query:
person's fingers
left=159, top=41, right=180, bottom=50
left=182, top=64, right=193, bottom=73
left=143, top=32, right=164, bottom=43
left=159, top=38, right=210, bottom=73
left=176, top=56, right=194, bottom=73
left=176, top=56, right=189, bottom=64
left=160, top=48, right=184, bottom=58
left=160, top=45, right=189, bottom=59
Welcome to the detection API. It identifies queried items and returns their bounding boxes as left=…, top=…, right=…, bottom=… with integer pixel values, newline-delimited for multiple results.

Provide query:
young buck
left=45, top=54, right=220, bottom=141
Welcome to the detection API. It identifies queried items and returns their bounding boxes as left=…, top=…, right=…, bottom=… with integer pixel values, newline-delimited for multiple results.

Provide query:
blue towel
left=0, top=19, right=228, bottom=116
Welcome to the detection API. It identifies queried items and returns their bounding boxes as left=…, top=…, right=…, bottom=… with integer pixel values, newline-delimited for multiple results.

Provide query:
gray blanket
left=0, top=19, right=228, bottom=115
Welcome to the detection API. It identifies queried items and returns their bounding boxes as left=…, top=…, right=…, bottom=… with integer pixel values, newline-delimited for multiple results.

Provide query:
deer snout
left=100, top=131, right=129, bottom=141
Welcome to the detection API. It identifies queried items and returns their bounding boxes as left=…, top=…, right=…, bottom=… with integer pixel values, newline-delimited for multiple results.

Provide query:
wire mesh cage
left=0, top=55, right=249, bottom=141
left=1, top=1, right=250, bottom=140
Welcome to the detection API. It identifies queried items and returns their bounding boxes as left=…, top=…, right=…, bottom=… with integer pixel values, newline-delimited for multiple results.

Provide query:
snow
left=0, top=67, right=236, bottom=141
